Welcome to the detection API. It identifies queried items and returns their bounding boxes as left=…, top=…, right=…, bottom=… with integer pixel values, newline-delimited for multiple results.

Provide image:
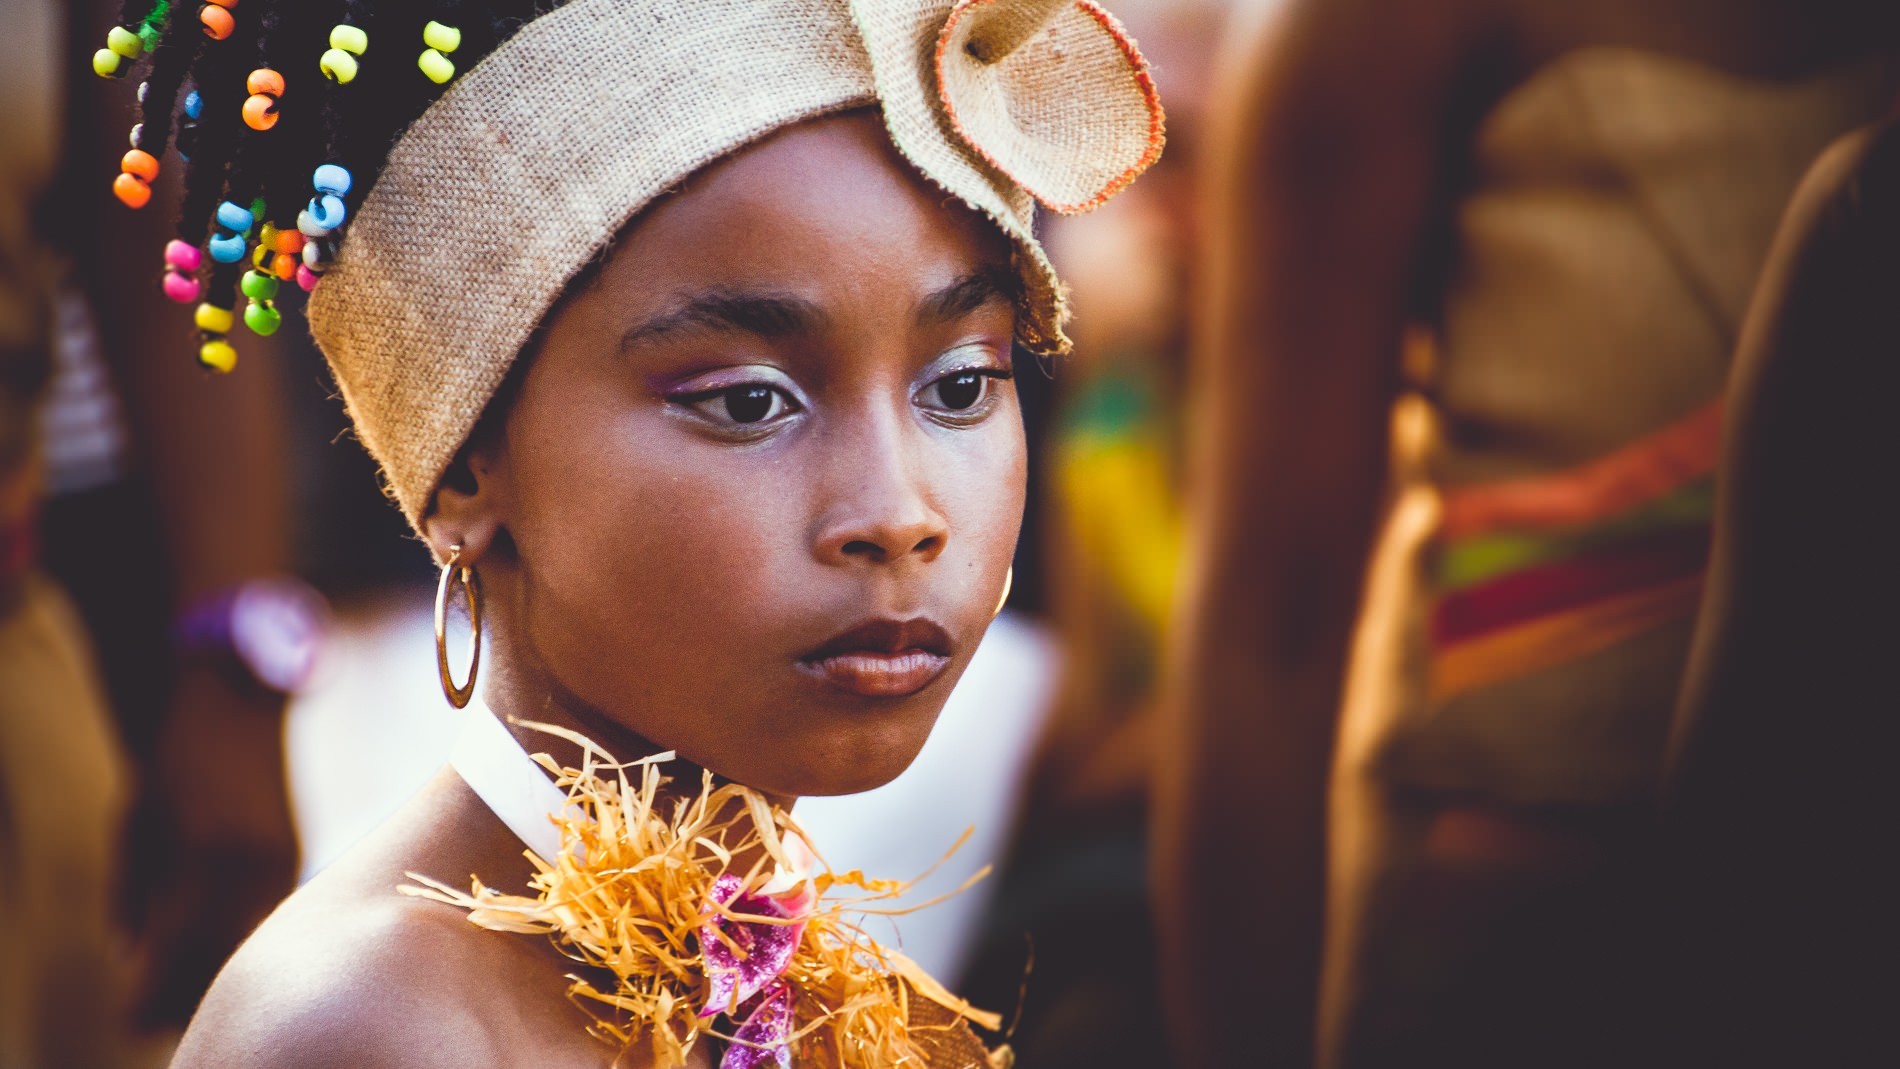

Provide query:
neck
left=468, top=648, right=798, bottom=883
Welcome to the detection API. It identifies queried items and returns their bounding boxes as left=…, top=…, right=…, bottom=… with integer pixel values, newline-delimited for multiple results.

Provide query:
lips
left=797, top=618, right=953, bottom=698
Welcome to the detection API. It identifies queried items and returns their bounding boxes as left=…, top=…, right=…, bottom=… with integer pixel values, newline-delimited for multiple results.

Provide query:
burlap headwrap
left=309, top=0, right=1163, bottom=528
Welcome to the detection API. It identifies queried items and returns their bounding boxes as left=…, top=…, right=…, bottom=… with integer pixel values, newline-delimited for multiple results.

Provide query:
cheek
left=503, top=384, right=804, bottom=676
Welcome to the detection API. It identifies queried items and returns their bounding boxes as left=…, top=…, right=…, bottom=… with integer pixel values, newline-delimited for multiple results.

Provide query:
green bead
left=243, top=301, right=283, bottom=336
left=240, top=270, right=280, bottom=301
left=93, top=49, right=123, bottom=79
left=421, top=21, right=461, bottom=53
left=330, top=24, right=369, bottom=54
left=107, top=26, right=144, bottom=59
left=418, top=48, right=455, bottom=84
left=136, top=23, right=161, bottom=54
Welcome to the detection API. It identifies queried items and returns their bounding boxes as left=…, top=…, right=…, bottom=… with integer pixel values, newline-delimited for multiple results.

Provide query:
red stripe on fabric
left=1439, top=398, right=1724, bottom=540
left=1431, top=523, right=1711, bottom=645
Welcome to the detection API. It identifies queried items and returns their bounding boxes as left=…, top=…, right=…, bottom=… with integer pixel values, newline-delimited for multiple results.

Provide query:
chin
left=759, top=704, right=942, bottom=798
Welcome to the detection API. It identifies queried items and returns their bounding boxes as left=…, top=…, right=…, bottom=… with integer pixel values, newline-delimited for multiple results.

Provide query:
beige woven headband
left=308, top=0, right=1163, bottom=528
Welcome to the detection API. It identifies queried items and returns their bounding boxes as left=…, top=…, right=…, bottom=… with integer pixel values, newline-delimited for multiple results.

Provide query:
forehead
left=576, top=110, right=1014, bottom=316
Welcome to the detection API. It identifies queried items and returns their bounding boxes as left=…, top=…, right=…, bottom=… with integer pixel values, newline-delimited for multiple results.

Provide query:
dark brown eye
left=933, top=371, right=987, bottom=411
left=724, top=385, right=778, bottom=423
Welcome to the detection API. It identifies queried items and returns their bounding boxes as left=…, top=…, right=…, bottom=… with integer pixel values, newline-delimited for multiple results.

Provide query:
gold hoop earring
left=435, top=544, right=482, bottom=709
left=994, top=565, right=1013, bottom=619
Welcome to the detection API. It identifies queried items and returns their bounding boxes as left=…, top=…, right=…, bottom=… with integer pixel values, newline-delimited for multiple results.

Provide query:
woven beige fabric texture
left=310, top=0, right=1161, bottom=529
left=936, top=0, right=1164, bottom=211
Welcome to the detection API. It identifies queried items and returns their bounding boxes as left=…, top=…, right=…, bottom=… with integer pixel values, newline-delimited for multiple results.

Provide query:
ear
left=420, top=437, right=507, bottom=568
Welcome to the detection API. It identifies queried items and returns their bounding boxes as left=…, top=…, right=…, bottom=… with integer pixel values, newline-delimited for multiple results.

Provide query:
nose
left=812, top=410, right=949, bottom=568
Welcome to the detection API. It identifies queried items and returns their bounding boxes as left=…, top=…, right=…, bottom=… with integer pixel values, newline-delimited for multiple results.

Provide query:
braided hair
left=93, top=0, right=569, bottom=370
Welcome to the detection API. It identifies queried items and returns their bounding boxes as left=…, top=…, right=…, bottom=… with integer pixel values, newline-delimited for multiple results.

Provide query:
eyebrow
left=618, top=265, right=1020, bottom=351
left=916, top=264, right=1020, bottom=328
left=620, top=290, right=829, bottom=350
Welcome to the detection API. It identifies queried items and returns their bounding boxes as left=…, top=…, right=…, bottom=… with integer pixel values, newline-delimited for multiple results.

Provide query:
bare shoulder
left=170, top=883, right=519, bottom=1069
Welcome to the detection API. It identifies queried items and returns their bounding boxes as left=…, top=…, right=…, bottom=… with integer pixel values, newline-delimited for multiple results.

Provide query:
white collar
left=449, top=700, right=571, bottom=862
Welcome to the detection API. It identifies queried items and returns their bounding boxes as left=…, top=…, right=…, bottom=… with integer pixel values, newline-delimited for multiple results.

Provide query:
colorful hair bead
left=200, top=0, right=238, bottom=41
left=176, top=90, right=205, bottom=161
left=162, top=239, right=205, bottom=303
left=198, top=338, right=238, bottom=373
left=301, top=236, right=337, bottom=271
left=418, top=21, right=461, bottom=84
left=299, top=164, right=354, bottom=236
left=320, top=24, right=369, bottom=84
left=240, top=270, right=280, bottom=301
left=112, top=149, right=159, bottom=209
left=295, top=265, right=320, bottom=292
left=207, top=200, right=254, bottom=263
left=216, top=201, right=255, bottom=234
left=163, top=271, right=203, bottom=304
left=242, top=68, right=285, bottom=131
left=194, top=303, right=235, bottom=334
left=92, top=25, right=145, bottom=78
left=165, top=239, right=204, bottom=274
left=243, top=302, right=283, bottom=336
left=207, top=234, right=245, bottom=262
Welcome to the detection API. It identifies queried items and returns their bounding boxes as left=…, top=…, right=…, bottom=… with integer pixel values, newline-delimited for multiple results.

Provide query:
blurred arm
left=1663, top=120, right=1900, bottom=1066
left=1151, top=1, right=1492, bottom=1063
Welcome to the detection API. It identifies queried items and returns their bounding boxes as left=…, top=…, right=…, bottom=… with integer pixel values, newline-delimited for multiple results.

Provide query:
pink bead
left=295, top=264, right=319, bottom=292
left=162, top=269, right=202, bottom=304
left=164, top=238, right=202, bottom=273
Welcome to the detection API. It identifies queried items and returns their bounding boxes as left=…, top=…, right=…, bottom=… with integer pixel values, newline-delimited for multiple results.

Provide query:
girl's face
left=445, top=110, right=1026, bottom=798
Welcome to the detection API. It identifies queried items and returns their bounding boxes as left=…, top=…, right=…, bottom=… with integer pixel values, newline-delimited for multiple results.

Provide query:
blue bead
left=311, top=164, right=352, bottom=197
left=215, top=201, right=254, bottom=234
left=207, top=232, right=247, bottom=264
left=306, top=194, right=347, bottom=231
left=183, top=90, right=202, bottom=119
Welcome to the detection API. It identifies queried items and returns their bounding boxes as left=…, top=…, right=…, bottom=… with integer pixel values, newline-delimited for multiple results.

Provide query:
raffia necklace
left=404, top=705, right=1009, bottom=1069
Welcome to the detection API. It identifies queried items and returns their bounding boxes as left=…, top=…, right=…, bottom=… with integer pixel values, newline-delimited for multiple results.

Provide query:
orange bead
left=272, top=228, right=304, bottom=255
left=200, top=6, right=234, bottom=39
left=269, top=252, right=297, bottom=281
left=120, top=149, right=159, bottom=181
left=246, top=68, right=284, bottom=97
left=242, top=94, right=279, bottom=131
left=112, top=173, right=151, bottom=209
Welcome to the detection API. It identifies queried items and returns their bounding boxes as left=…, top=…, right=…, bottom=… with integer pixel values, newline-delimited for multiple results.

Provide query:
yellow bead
left=319, top=48, right=359, bottom=84
left=418, top=48, right=455, bottom=84
left=329, top=24, right=369, bottom=54
left=93, top=49, right=123, bottom=78
left=194, top=303, right=234, bottom=334
left=106, top=26, right=144, bottom=59
left=198, top=339, right=238, bottom=373
left=421, top=21, right=461, bottom=53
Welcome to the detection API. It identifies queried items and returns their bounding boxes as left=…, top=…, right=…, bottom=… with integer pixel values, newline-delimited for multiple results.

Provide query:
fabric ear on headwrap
left=934, top=0, right=1164, bottom=213
left=849, top=0, right=1164, bottom=359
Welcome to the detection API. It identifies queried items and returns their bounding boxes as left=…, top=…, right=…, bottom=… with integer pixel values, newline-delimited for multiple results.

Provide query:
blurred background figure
left=2, top=1, right=304, bottom=1065
left=1662, top=112, right=1900, bottom=1069
left=1156, top=1, right=1899, bottom=1066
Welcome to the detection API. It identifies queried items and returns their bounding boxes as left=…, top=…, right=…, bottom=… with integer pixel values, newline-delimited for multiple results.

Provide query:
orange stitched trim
left=1439, top=397, right=1725, bottom=541
left=934, top=0, right=1167, bottom=214
left=1428, top=573, right=1704, bottom=702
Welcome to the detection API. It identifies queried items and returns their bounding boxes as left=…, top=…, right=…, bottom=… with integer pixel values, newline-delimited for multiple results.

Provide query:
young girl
left=86, top=0, right=1162, bottom=1065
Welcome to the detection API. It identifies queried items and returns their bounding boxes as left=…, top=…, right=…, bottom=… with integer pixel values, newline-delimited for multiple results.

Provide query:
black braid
left=175, top=13, right=250, bottom=243
left=130, top=12, right=201, bottom=161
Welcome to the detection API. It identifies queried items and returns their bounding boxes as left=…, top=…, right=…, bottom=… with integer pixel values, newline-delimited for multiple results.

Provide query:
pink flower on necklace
left=699, top=872, right=814, bottom=1068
